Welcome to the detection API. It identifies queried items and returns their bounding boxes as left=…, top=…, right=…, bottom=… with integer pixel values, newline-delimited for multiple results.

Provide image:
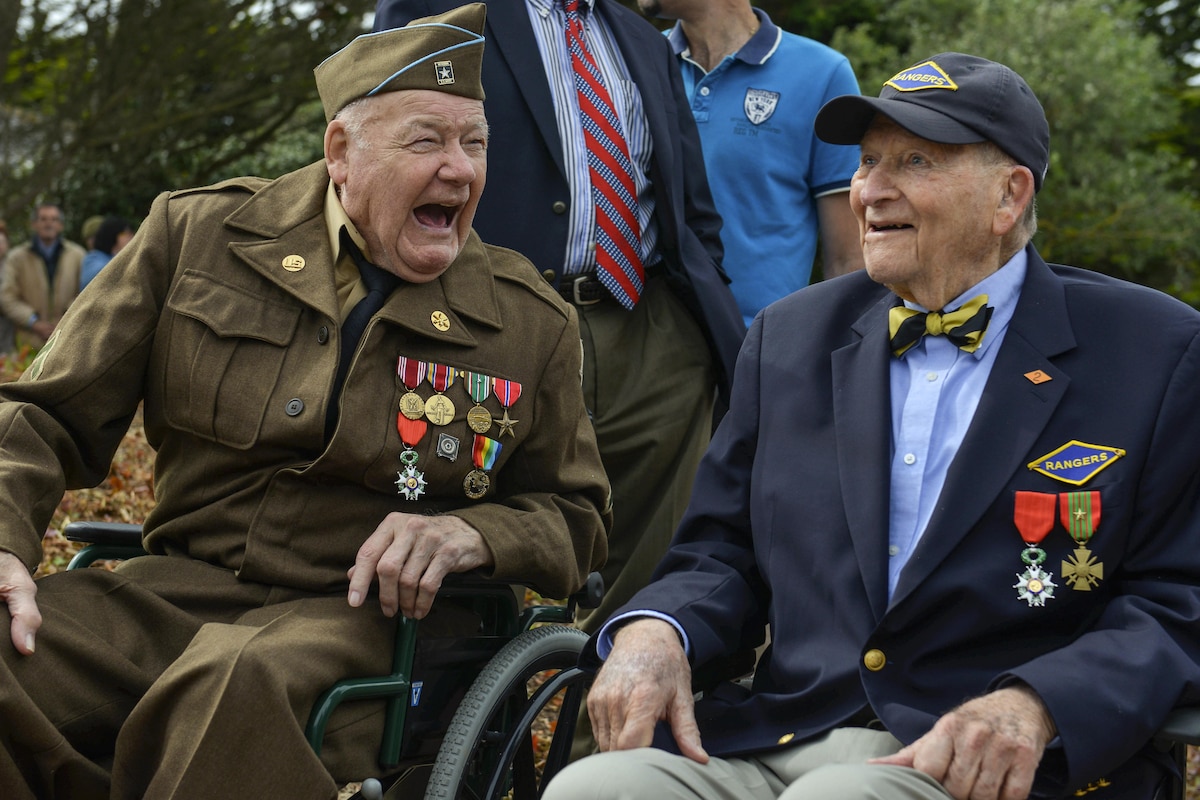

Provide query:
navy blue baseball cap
left=815, top=53, right=1050, bottom=191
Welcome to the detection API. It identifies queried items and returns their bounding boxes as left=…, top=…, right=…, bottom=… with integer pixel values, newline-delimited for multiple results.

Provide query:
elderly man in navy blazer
left=545, top=53, right=1200, bottom=800
left=373, top=0, right=746, bottom=646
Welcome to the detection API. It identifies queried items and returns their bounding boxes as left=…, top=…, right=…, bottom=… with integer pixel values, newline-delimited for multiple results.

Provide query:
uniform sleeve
left=0, top=194, right=174, bottom=569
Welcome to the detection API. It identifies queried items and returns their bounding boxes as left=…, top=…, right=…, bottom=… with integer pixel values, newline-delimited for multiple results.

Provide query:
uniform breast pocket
left=162, top=270, right=301, bottom=449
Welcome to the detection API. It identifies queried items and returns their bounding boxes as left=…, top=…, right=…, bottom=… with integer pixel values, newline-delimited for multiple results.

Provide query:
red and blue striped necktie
left=562, top=0, right=644, bottom=309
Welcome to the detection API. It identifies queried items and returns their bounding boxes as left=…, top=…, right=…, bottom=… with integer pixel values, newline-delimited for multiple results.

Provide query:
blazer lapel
left=833, top=292, right=897, bottom=621
left=891, top=249, right=1077, bottom=604
left=487, top=3, right=566, bottom=180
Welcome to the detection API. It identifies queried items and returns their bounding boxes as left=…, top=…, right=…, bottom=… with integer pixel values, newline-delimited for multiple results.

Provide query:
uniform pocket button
left=285, top=398, right=305, bottom=417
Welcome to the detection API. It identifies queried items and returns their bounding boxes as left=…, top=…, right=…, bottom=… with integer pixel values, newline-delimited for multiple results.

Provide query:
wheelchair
left=63, top=520, right=601, bottom=800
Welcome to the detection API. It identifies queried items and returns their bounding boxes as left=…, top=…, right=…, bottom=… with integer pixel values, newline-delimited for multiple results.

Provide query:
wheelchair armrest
left=63, top=521, right=147, bottom=570
left=1155, top=705, right=1200, bottom=746
left=63, top=521, right=144, bottom=547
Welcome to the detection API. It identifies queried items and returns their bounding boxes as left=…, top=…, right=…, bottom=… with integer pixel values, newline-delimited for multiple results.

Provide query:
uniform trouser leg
left=0, top=568, right=206, bottom=799
left=545, top=728, right=953, bottom=800
left=110, top=592, right=398, bottom=800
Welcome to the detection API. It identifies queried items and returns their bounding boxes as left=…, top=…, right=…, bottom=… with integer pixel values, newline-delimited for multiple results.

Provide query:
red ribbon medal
left=396, top=356, right=427, bottom=421
left=492, top=378, right=522, bottom=437
left=395, top=415, right=428, bottom=500
left=1013, top=491, right=1057, bottom=607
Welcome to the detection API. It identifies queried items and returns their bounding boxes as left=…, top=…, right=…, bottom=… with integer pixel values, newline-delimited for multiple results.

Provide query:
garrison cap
left=815, top=53, right=1050, bottom=192
left=314, top=3, right=486, bottom=123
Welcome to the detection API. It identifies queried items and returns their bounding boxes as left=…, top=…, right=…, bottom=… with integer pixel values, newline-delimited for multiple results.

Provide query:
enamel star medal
left=464, top=371, right=494, bottom=434
left=1060, top=491, right=1104, bottom=590
left=396, top=356, right=427, bottom=421
left=395, top=415, right=428, bottom=500
left=464, top=434, right=502, bottom=500
left=424, top=362, right=457, bottom=426
left=1013, top=491, right=1058, bottom=606
left=492, top=377, right=522, bottom=437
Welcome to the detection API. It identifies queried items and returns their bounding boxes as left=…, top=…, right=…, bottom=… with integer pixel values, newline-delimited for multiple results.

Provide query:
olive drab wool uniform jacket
left=0, top=161, right=610, bottom=598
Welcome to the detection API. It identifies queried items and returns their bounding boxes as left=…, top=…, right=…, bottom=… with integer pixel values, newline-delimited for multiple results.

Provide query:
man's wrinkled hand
left=870, top=685, right=1056, bottom=800
left=588, top=618, right=708, bottom=763
left=346, top=513, right=493, bottom=619
left=0, top=551, right=39, bottom=655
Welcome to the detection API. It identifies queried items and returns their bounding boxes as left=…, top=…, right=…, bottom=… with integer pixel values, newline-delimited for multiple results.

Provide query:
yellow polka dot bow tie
left=888, top=294, right=993, bottom=357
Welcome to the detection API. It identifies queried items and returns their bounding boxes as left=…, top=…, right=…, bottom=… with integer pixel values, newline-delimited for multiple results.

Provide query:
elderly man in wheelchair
left=0, top=5, right=609, bottom=799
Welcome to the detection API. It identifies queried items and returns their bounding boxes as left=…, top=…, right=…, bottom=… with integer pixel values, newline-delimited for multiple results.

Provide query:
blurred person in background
left=0, top=203, right=84, bottom=348
left=80, top=215, right=136, bottom=290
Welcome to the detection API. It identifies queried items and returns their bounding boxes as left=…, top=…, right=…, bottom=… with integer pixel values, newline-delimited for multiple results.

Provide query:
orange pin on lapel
left=1024, top=369, right=1052, bottom=384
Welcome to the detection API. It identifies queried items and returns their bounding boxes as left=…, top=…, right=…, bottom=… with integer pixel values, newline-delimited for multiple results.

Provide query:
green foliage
left=0, top=0, right=368, bottom=240
left=831, top=0, right=1200, bottom=301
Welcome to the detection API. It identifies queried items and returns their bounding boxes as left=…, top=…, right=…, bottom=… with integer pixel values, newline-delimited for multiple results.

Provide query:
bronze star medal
left=1013, top=491, right=1057, bottom=607
left=492, top=377, right=522, bottom=437
left=1060, top=491, right=1103, bottom=590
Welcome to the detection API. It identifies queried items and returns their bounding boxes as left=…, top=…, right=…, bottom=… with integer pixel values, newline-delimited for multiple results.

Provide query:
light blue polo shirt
left=669, top=9, right=861, bottom=326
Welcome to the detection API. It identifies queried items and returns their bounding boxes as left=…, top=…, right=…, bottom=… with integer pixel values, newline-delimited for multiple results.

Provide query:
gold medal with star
left=1060, top=491, right=1104, bottom=590
left=492, top=377, right=522, bottom=437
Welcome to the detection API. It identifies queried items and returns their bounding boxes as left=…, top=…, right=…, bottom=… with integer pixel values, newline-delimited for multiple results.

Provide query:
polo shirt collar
left=667, top=7, right=781, bottom=66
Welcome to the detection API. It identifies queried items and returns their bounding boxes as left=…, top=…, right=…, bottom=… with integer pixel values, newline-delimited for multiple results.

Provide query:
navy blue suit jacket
left=373, top=0, right=746, bottom=396
left=592, top=247, right=1200, bottom=798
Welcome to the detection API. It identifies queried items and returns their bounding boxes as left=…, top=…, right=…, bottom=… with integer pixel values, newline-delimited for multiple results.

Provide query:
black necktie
left=328, top=230, right=400, bottom=435
left=888, top=294, right=993, bottom=358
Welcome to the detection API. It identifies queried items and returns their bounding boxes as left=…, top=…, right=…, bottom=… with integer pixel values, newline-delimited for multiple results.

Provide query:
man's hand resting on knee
left=346, top=512, right=494, bottom=620
left=0, top=551, right=39, bottom=655
left=870, top=684, right=1056, bottom=800
left=588, top=617, right=709, bottom=763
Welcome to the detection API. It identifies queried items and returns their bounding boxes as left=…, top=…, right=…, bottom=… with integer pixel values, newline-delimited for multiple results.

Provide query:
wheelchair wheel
left=425, top=625, right=590, bottom=800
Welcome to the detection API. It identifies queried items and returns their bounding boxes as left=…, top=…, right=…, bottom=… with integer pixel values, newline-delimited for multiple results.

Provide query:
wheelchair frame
left=63, top=520, right=598, bottom=800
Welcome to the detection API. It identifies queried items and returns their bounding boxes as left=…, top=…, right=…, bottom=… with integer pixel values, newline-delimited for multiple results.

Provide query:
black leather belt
left=557, top=273, right=608, bottom=306
left=556, top=263, right=662, bottom=306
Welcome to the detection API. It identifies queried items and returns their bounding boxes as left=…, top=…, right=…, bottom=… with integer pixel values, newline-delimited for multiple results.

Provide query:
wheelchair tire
left=425, top=624, right=590, bottom=800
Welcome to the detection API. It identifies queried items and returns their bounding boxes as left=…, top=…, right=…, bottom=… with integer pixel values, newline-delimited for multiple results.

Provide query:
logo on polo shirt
left=885, top=60, right=959, bottom=92
left=744, top=88, right=780, bottom=125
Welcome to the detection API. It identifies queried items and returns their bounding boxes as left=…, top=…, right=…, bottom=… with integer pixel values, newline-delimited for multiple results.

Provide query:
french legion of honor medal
left=1061, top=491, right=1104, bottom=590
left=424, top=362, right=457, bottom=426
left=492, top=377, right=522, bottom=437
left=395, top=415, right=429, bottom=500
left=397, top=356, right=427, bottom=421
left=464, top=434, right=502, bottom=500
left=1013, top=491, right=1057, bottom=607
left=465, top=371, right=494, bottom=434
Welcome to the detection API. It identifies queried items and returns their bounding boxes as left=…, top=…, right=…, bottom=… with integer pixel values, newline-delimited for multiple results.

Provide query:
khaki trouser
left=572, top=274, right=714, bottom=636
left=545, top=727, right=953, bottom=800
left=0, top=555, right=472, bottom=800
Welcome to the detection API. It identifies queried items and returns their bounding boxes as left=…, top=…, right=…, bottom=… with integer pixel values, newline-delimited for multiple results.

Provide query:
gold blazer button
left=863, top=649, right=886, bottom=672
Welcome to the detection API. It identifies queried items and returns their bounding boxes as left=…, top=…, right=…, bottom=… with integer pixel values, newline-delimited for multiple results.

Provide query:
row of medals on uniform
left=394, top=356, right=520, bottom=502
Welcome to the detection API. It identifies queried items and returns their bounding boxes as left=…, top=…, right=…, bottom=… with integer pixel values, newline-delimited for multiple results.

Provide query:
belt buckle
left=570, top=275, right=602, bottom=306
